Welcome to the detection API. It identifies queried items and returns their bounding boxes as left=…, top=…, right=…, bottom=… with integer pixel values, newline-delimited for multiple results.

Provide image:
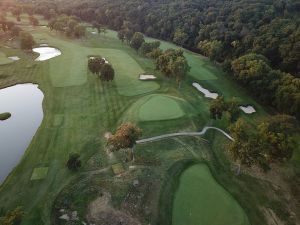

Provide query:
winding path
left=136, top=126, right=234, bottom=144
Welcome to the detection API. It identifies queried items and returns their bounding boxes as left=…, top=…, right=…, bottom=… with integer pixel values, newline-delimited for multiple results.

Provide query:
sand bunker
left=91, top=31, right=97, bottom=34
left=89, top=56, right=109, bottom=64
left=139, top=74, right=157, bottom=80
left=239, top=106, right=256, bottom=114
left=8, top=56, right=20, bottom=61
left=33, top=47, right=61, bottom=61
left=39, top=43, right=49, bottom=47
left=192, top=82, right=218, bottom=99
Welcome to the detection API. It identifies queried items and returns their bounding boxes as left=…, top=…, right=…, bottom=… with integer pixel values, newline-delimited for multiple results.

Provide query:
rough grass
left=139, top=95, right=185, bottom=121
left=0, top=52, right=13, bottom=65
left=172, top=163, right=250, bottom=225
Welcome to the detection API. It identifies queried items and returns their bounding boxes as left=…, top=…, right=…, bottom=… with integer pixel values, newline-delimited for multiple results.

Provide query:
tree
left=29, top=16, right=39, bottom=26
left=88, top=57, right=105, bottom=75
left=66, top=153, right=81, bottom=171
left=173, top=28, right=188, bottom=46
left=231, top=53, right=271, bottom=84
left=19, top=31, right=35, bottom=50
left=169, top=56, right=190, bottom=88
left=225, top=98, right=241, bottom=123
left=210, top=97, right=226, bottom=119
left=117, top=30, right=125, bottom=43
left=1, top=207, right=24, bottom=225
left=130, top=32, right=145, bottom=51
left=11, top=26, right=22, bottom=37
left=139, top=41, right=161, bottom=56
left=258, top=115, right=298, bottom=162
left=92, top=21, right=102, bottom=34
left=100, top=64, right=115, bottom=81
left=74, top=24, right=86, bottom=38
left=228, top=119, right=262, bottom=166
left=197, top=40, right=224, bottom=61
left=108, top=123, right=142, bottom=151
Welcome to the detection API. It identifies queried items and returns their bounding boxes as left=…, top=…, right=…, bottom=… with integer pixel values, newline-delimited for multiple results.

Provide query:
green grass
left=139, top=95, right=185, bottom=121
left=30, top=167, right=49, bottom=180
left=111, top=163, right=125, bottom=175
left=0, top=52, right=13, bottom=65
left=0, top=23, right=288, bottom=225
left=172, top=164, right=250, bottom=225
left=0, top=112, right=11, bottom=120
left=29, top=29, right=159, bottom=95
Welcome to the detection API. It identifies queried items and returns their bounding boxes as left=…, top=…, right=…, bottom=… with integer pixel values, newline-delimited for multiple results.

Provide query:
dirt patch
left=262, top=208, right=285, bottom=225
left=87, top=191, right=141, bottom=225
left=104, top=132, right=112, bottom=139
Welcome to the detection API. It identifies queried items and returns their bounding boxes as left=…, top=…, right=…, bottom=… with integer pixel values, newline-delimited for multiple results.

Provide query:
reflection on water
left=0, top=84, right=44, bottom=183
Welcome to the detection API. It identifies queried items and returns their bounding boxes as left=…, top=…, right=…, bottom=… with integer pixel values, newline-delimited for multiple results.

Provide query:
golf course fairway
left=172, top=164, right=250, bottom=225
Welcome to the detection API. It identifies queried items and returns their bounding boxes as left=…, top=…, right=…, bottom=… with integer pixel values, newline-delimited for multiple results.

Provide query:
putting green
left=139, top=95, right=185, bottom=121
left=173, top=164, right=250, bottom=225
left=0, top=52, right=13, bottom=65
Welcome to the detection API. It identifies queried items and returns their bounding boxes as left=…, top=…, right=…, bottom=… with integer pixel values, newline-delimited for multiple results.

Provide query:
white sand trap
left=33, top=47, right=61, bottom=61
left=102, top=57, right=109, bottom=64
left=8, top=56, right=20, bottom=61
left=139, top=74, right=157, bottom=80
left=239, top=106, right=256, bottom=114
left=192, top=82, right=218, bottom=99
left=40, top=43, right=48, bottom=47
left=89, top=57, right=109, bottom=64
left=91, top=31, right=97, bottom=34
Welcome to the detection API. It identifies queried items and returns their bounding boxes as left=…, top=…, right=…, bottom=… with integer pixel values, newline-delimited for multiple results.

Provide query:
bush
left=66, top=153, right=81, bottom=171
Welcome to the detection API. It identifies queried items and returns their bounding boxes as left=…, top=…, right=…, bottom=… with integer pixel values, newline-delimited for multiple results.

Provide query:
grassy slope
left=173, top=164, right=250, bottom=225
left=0, top=18, right=293, bottom=225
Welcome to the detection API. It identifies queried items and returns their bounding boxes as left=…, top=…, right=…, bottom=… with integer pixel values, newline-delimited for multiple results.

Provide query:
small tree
left=117, top=30, right=125, bottom=43
left=74, top=24, right=86, bottom=38
left=225, top=98, right=240, bottom=123
left=1, top=207, right=24, bottom=225
left=66, top=153, right=81, bottom=171
left=29, top=16, right=39, bottom=26
left=88, top=57, right=105, bottom=75
left=210, top=97, right=226, bottom=119
left=108, top=123, right=142, bottom=151
left=19, top=31, right=35, bottom=50
left=130, top=32, right=145, bottom=51
left=100, top=64, right=115, bottom=81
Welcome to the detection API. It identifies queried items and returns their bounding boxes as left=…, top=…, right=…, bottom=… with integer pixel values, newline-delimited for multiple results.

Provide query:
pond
left=0, top=84, right=44, bottom=183
left=33, top=47, right=61, bottom=61
left=172, top=164, right=250, bottom=225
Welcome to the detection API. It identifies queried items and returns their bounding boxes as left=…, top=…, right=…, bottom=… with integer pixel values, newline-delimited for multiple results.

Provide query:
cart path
left=136, top=126, right=234, bottom=144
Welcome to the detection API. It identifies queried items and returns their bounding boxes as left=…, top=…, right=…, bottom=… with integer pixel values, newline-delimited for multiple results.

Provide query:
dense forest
left=1, top=0, right=300, bottom=119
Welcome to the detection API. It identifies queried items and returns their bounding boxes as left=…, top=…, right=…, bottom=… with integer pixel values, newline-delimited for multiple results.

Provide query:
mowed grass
left=173, top=164, right=250, bottom=225
left=0, top=51, right=13, bottom=65
left=30, top=167, right=49, bottom=180
left=28, top=28, right=159, bottom=95
left=139, top=95, right=185, bottom=121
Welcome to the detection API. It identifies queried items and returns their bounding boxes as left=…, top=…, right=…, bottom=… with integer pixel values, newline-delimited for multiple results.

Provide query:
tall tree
left=19, top=31, right=35, bottom=50
left=100, top=64, right=115, bottom=81
left=130, top=32, right=145, bottom=51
